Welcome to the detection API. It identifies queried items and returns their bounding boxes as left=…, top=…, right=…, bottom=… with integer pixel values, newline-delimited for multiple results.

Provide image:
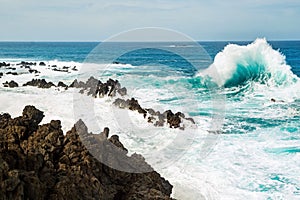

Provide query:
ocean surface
left=0, top=39, right=300, bottom=199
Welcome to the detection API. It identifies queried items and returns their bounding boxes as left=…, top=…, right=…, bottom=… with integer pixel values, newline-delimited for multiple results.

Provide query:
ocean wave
left=197, top=38, right=299, bottom=88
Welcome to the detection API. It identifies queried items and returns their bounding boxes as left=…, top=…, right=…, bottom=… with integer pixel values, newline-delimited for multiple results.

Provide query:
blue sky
left=1, top=0, right=299, bottom=41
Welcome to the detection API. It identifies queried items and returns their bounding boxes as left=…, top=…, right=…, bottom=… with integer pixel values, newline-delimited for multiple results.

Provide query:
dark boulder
left=6, top=67, right=16, bottom=70
left=23, top=79, right=56, bottom=88
left=57, top=81, right=67, bottom=88
left=29, top=69, right=39, bottom=74
left=52, top=68, right=68, bottom=72
left=0, top=62, right=10, bottom=67
left=39, top=62, right=46, bottom=66
left=69, top=79, right=85, bottom=88
left=6, top=72, right=18, bottom=75
left=69, top=79, right=79, bottom=88
left=17, top=61, right=36, bottom=66
left=3, top=80, right=19, bottom=88
left=165, top=110, right=182, bottom=129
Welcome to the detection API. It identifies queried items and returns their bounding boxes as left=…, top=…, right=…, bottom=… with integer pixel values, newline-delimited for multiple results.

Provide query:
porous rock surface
left=0, top=106, right=173, bottom=200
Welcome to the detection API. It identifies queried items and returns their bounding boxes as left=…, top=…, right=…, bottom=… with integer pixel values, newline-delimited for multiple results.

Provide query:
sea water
left=0, top=39, right=299, bottom=199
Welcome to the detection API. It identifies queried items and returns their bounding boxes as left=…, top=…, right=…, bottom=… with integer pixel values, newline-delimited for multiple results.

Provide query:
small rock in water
left=57, top=81, right=67, bottom=88
left=3, top=80, right=19, bottom=88
left=39, top=62, right=46, bottom=66
left=23, top=79, right=56, bottom=88
left=6, top=72, right=18, bottom=75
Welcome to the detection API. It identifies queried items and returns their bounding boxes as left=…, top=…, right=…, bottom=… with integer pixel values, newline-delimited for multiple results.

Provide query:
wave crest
left=198, top=38, right=298, bottom=88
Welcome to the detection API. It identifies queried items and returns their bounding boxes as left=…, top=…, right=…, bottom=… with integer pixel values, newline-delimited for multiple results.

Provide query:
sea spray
left=198, top=38, right=299, bottom=88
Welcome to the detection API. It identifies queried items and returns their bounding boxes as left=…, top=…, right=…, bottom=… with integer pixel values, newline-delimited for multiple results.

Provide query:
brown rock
left=0, top=106, right=174, bottom=200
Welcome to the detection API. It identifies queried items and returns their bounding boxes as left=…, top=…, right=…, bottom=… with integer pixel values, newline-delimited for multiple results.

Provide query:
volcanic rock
left=3, top=80, right=18, bottom=88
left=0, top=62, right=10, bottom=67
left=57, top=81, right=68, bottom=88
left=23, top=79, right=56, bottom=88
left=39, top=62, right=46, bottom=66
left=0, top=106, right=173, bottom=200
left=17, top=61, right=36, bottom=66
left=6, top=72, right=18, bottom=76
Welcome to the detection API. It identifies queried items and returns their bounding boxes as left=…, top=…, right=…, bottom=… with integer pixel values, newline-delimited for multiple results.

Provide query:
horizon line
left=0, top=39, right=300, bottom=43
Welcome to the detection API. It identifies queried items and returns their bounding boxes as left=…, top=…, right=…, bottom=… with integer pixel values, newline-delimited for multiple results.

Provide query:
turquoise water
left=0, top=39, right=300, bottom=199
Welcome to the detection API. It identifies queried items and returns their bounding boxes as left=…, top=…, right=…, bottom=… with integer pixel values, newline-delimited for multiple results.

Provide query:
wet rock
left=6, top=72, right=18, bottom=75
left=23, top=79, right=56, bottom=88
left=165, top=110, right=181, bottom=129
left=6, top=67, right=16, bottom=70
left=117, top=87, right=127, bottom=96
left=113, top=98, right=147, bottom=115
left=109, top=135, right=128, bottom=153
left=53, top=68, right=68, bottom=73
left=17, top=61, right=36, bottom=66
left=185, top=117, right=195, bottom=124
left=69, top=79, right=85, bottom=88
left=39, top=62, right=46, bottom=66
left=0, top=62, right=10, bottom=67
left=71, top=77, right=128, bottom=99
left=69, top=79, right=79, bottom=88
left=57, top=81, right=67, bottom=88
left=0, top=106, right=173, bottom=200
left=146, top=108, right=156, bottom=116
left=113, top=98, right=128, bottom=108
left=114, top=97, right=192, bottom=129
left=3, top=80, right=18, bottom=88
left=147, top=116, right=155, bottom=123
left=29, top=69, right=39, bottom=74
left=155, top=113, right=166, bottom=127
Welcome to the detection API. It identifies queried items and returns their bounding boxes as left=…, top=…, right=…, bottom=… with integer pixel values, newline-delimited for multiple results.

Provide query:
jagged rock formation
left=57, top=81, right=68, bottom=88
left=114, top=98, right=195, bottom=129
left=23, top=79, right=56, bottom=88
left=0, top=72, right=195, bottom=130
left=0, top=62, right=10, bottom=68
left=0, top=106, right=173, bottom=200
left=70, top=76, right=127, bottom=97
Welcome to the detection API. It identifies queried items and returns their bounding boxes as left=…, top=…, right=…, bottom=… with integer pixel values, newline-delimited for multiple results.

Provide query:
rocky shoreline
left=1, top=62, right=195, bottom=130
left=0, top=106, right=174, bottom=200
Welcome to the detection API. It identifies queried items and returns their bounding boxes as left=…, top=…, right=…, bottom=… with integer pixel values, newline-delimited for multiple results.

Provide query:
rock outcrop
left=69, top=76, right=127, bottom=97
left=57, top=81, right=68, bottom=88
left=0, top=106, right=173, bottom=200
left=0, top=74, right=195, bottom=130
left=23, top=79, right=56, bottom=88
left=17, top=61, right=36, bottom=66
left=2, top=80, right=18, bottom=88
left=6, top=72, right=18, bottom=76
left=0, top=62, right=10, bottom=68
left=114, top=98, right=195, bottom=129
left=39, top=62, right=46, bottom=66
